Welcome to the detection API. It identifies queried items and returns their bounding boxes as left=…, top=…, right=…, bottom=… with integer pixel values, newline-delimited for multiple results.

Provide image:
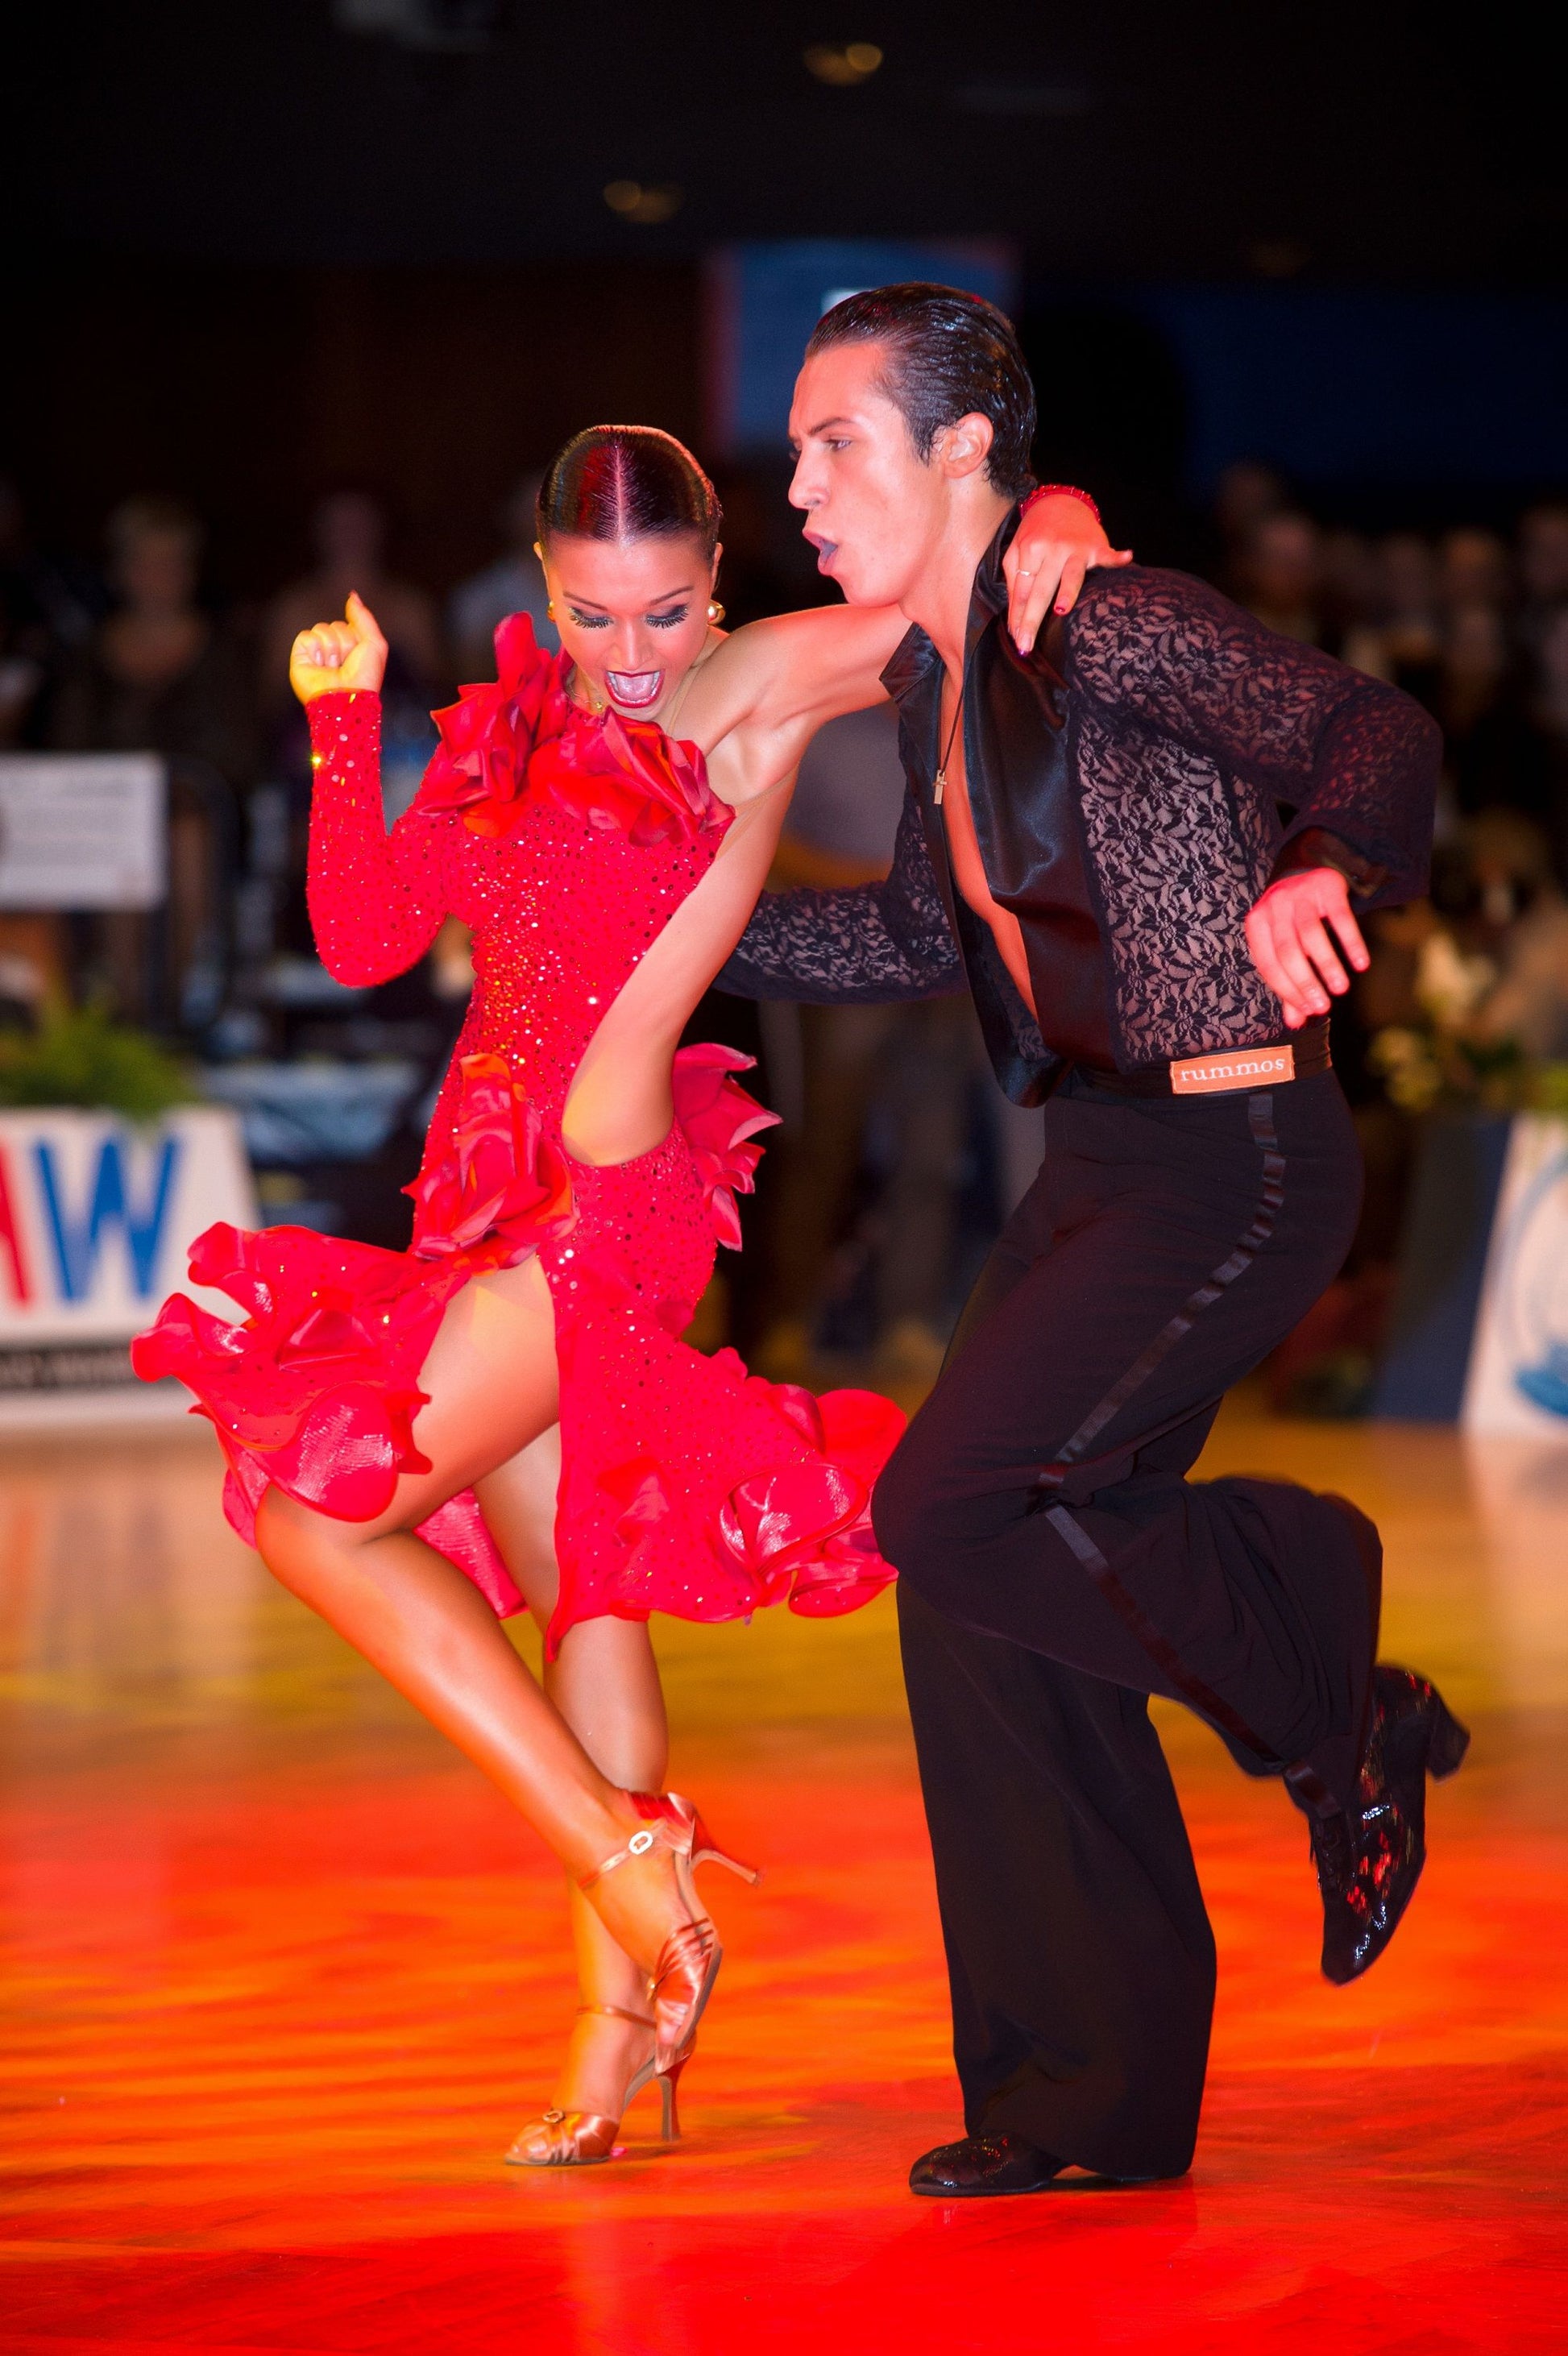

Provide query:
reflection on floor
left=1, top=1401, right=1566, bottom=2353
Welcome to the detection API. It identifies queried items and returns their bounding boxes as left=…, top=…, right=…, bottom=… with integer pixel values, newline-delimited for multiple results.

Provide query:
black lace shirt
left=721, top=545, right=1441, bottom=1105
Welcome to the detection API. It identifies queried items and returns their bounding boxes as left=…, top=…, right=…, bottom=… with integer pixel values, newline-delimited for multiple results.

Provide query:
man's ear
left=933, top=412, right=995, bottom=481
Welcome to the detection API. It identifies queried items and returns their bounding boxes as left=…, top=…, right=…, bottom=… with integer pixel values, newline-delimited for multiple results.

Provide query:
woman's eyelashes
left=565, top=605, right=688, bottom=631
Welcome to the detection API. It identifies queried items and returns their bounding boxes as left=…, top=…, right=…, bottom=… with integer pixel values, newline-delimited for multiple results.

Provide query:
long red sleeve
left=305, top=691, right=449, bottom=985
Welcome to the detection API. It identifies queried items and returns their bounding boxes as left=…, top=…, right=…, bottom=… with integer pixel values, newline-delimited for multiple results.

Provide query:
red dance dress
left=133, top=619, right=903, bottom=1653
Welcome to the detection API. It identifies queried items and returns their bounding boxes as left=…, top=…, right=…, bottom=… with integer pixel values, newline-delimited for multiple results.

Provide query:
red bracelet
left=1022, top=483, right=1103, bottom=528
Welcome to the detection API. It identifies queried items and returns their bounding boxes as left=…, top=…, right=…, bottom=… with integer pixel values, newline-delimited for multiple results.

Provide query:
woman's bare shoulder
left=677, top=605, right=904, bottom=754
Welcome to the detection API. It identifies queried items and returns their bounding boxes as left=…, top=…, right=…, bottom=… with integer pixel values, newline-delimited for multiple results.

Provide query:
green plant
left=0, top=1006, right=193, bottom=1119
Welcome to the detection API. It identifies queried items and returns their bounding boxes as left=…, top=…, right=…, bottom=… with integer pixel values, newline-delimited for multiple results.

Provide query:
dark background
left=8, top=2, right=1565, bottom=594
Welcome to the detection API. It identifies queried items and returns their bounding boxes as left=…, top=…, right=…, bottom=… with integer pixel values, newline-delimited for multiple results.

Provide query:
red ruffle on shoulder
left=420, top=612, right=570, bottom=835
left=528, top=705, right=729, bottom=847
left=670, top=1044, right=779, bottom=1249
left=420, top=612, right=728, bottom=848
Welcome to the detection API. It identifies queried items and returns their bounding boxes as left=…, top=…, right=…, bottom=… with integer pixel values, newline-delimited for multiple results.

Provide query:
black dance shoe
left=1294, top=1664, right=1470, bottom=1986
left=910, top=2134, right=1068, bottom=2196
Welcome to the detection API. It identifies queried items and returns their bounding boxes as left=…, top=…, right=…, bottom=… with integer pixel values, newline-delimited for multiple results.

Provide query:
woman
left=136, top=428, right=1118, bottom=2163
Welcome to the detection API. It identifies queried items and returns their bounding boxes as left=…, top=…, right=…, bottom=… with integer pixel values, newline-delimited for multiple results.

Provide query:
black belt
left=1070, top=1019, right=1331, bottom=1101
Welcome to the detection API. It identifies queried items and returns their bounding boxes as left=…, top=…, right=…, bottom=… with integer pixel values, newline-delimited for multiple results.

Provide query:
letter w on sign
left=33, top=1134, right=180, bottom=1301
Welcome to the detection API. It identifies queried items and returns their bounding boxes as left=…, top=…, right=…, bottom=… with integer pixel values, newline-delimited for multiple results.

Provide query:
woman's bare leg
left=253, top=1261, right=679, bottom=1970
left=479, top=1429, right=671, bottom=2118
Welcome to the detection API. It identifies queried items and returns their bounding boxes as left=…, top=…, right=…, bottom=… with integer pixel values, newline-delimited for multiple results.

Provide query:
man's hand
left=1245, top=867, right=1370, bottom=1030
left=1004, top=496, right=1132, bottom=657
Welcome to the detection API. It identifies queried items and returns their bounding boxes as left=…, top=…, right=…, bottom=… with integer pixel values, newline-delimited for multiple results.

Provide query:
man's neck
left=902, top=489, right=1012, bottom=678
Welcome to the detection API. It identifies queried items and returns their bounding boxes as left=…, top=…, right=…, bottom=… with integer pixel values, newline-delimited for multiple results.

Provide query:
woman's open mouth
left=604, top=669, right=664, bottom=709
left=803, top=530, right=839, bottom=577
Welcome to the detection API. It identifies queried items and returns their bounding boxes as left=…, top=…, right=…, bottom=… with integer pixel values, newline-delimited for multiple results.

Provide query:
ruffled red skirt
left=133, top=1047, right=903, bottom=1653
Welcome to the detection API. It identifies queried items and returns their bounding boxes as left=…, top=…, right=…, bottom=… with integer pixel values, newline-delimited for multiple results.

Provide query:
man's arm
left=1068, top=568, right=1443, bottom=1026
left=717, top=787, right=964, bottom=1005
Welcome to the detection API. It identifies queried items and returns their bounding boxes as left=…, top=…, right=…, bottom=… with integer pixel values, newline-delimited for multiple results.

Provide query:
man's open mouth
left=604, top=669, right=664, bottom=708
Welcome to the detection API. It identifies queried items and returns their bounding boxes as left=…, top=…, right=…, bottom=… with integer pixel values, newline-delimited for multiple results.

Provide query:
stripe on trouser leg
left=1037, top=1093, right=1288, bottom=1768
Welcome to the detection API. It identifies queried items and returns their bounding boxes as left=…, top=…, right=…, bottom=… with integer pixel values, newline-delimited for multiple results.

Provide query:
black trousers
left=873, top=1069, right=1374, bottom=2180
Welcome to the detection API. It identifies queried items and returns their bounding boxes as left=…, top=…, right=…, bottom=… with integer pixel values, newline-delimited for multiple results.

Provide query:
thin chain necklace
left=933, top=672, right=964, bottom=807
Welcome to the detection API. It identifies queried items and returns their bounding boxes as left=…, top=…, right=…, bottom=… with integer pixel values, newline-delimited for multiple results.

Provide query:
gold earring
left=707, top=599, right=725, bottom=625
left=546, top=599, right=557, bottom=619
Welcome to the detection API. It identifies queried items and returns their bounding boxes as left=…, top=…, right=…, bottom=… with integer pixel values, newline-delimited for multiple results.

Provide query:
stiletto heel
left=658, top=2056, right=685, bottom=2141
left=686, top=1803, right=761, bottom=1886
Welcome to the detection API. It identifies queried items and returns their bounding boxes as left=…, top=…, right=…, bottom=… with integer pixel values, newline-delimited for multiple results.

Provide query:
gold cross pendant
left=933, top=771, right=945, bottom=807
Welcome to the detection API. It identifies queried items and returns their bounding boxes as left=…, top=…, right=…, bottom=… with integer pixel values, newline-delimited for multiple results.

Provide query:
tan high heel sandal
left=579, top=1791, right=758, bottom=2076
left=505, top=1793, right=758, bottom=2169
left=504, top=2003, right=678, bottom=2167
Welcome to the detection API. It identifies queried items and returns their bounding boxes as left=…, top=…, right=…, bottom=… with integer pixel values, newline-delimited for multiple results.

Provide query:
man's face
left=786, top=341, right=944, bottom=608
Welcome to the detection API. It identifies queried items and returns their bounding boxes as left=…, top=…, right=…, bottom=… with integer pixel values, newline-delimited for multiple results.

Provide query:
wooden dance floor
left=2, top=1400, right=1565, bottom=2352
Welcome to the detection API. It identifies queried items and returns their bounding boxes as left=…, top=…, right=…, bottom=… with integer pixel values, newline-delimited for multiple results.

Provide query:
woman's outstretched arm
left=294, top=595, right=451, bottom=986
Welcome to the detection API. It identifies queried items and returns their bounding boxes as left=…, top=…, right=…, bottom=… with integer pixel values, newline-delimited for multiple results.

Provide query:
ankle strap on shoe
left=576, top=2002, right=656, bottom=2029
left=579, top=1821, right=666, bottom=1893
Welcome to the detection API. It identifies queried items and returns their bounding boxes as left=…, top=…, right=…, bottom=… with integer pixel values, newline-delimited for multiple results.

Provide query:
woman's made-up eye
left=566, top=608, right=612, bottom=630
left=646, top=606, right=690, bottom=631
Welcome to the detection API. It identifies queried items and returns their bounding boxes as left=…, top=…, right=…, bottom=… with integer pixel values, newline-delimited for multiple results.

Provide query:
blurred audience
left=261, top=491, right=446, bottom=713
left=50, top=496, right=257, bottom=1023
left=1235, top=509, right=1324, bottom=645
left=0, top=478, right=102, bottom=748
left=448, top=472, right=556, bottom=680
left=1437, top=527, right=1512, bottom=619
left=1212, top=458, right=1287, bottom=568
left=1518, top=502, right=1568, bottom=649
left=1466, top=811, right=1568, bottom=1061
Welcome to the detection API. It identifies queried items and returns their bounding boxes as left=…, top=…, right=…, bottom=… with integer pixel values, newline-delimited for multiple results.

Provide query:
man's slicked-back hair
left=805, top=284, right=1036, bottom=500
left=537, top=425, right=722, bottom=555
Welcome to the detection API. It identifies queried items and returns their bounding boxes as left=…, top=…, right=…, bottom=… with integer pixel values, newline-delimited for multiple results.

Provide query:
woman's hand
left=288, top=591, right=388, bottom=705
left=1005, top=495, right=1133, bottom=657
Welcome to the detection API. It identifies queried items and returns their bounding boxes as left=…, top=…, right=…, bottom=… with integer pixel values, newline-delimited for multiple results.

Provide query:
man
left=723, top=286, right=1466, bottom=2194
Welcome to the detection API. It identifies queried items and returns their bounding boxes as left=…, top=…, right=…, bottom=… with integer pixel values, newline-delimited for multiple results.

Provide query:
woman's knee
left=254, top=1486, right=364, bottom=1597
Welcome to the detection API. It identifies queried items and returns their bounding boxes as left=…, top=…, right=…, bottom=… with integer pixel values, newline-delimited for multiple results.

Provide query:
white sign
left=0, top=753, right=167, bottom=910
left=0, top=1106, right=255, bottom=1416
left=1463, top=1114, right=1568, bottom=1437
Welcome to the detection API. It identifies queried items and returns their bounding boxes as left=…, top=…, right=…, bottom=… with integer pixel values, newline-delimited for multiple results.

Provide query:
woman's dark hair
left=805, top=284, right=1036, bottom=500
left=537, top=425, right=722, bottom=555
